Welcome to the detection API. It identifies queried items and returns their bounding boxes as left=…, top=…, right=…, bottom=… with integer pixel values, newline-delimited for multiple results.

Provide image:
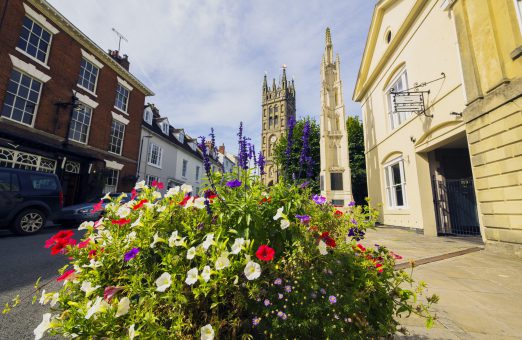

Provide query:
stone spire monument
left=319, top=28, right=353, bottom=205
left=261, top=67, right=296, bottom=186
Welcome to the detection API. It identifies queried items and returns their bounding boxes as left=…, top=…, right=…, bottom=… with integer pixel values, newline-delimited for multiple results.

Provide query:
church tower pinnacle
left=261, top=66, right=296, bottom=185
left=319, top=28, right=353, bottom=205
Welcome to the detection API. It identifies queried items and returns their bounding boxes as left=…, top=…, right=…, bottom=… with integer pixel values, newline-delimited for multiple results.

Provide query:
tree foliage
left=346, top=116, right=368, bottom=205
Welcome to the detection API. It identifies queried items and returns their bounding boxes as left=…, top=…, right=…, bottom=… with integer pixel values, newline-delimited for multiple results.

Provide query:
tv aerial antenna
left=112, top=27, right=128, bottom=51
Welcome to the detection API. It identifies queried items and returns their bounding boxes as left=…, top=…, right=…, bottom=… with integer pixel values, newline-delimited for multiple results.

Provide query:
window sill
left=511, top=45, right=522, bottom=60
left=15, top=47, right=50, bottom=70
left=0, top=115, right=35, bottom=128
left=77, top=84, right=98, bottom=98
left=147, top=162, right=162, bottom=169
left=113, top=106, right=129, bottom=116
left=108, top=150, right=123, bottom=156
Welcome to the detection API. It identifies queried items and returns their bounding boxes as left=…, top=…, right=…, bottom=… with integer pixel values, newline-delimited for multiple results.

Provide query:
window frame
left=515, top=0, right=522, bottom=33
left=146, top=174, right=159, bottom=187
left=147, top=142, right=163, bottom=168
left=77, top=58, right=100, bottom=95
left=16, top=15, right=54, bottom=67
left=182, top=159, right=188, bottom=178
left=385, top=69, right=410, bottom=131
left=103, top=169, right=119, bottom=194
left=108, top=120, right=125, bottom=155
left=195, top=166, right=200, bottom=181
left=114, top=83, right=130, bottom=113
left=1, top=68, right=43, bottom=127
left=384, top=157, right=407, bottom=209
left=68, top=103, right=93, bottom=144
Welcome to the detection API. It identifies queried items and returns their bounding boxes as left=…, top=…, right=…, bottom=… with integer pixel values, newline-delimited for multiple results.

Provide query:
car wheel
left=11, top=209, right=47, bottom=235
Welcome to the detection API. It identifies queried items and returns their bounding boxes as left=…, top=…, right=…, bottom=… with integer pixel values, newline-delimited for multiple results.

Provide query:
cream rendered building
left=320, top=28, right=353, bottom=205
left=353, top=0, right=471, bottom=236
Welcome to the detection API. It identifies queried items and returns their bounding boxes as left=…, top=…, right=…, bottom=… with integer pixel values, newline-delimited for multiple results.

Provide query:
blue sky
left=47, top=0, right=375, bottom=154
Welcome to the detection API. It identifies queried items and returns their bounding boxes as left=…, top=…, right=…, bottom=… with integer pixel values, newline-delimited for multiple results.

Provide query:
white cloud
left=48, top=0, right=374, bottom=152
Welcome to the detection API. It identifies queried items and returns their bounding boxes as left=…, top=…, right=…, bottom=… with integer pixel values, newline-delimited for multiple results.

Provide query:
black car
left=55, top=192, right=132, bottom=227
left=0, top=168, right=63, bottom=235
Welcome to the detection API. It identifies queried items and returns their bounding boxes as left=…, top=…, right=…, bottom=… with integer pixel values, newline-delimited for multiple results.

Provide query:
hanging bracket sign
left=392, top=90, right=432, bottom=117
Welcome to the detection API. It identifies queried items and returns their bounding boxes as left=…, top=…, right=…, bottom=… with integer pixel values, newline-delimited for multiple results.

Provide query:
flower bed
left=33, top=167, right=437, bottom=339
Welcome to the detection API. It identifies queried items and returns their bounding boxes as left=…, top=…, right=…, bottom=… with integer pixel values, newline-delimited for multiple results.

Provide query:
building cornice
left=352, top=0, right=428, bottom=102
left=27, top=0, right=154, bottom=97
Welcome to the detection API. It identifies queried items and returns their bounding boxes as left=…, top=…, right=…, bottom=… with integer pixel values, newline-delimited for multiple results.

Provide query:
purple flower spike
left=226, top=179, right=242, bottom=188
left=124, top=247, right=140, bottom=262
left=312, top=195, right=326, bottom=205
left=329, top=295, right=337, bottom=304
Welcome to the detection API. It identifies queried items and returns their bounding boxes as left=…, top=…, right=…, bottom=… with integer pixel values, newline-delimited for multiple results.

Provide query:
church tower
left=261, top=67, right=296, bottom=185
left=319, top=28, right=353, bottom=205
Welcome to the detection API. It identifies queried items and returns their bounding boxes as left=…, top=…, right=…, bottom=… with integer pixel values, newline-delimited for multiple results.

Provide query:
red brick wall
left=0, top=1, right=148, bottom=192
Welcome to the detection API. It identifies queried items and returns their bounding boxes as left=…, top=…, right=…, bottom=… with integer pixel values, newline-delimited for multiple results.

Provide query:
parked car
left=0, top=168, right=63, bottom=235
left=55, top=192, right=131, bottom=227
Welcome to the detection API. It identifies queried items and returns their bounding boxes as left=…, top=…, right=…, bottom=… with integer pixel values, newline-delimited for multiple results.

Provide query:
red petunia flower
left=88, top=249, right=97, bottom=259
left=391, top=251, right=403, bottom=260
left=50, top=237, right=76, bottom=255
left=356, top=244, right=366, bottom=252
left=131, top=188, right=138, bottom=200
left=334, top=210, right=343, bottom=217
left=179, top=195, right=191, bottom=207
left=256, top=245, right=275, bottom=261
left=259, top=197, right=271, bottom=205
left=375, top=263, right=383, bottom=273
left=319, top=232, right=336, bottom=248
left=56, top=269, right=75, bottom=282
left=151, top=180, right=164, bottom=189
left=91, top=201, right=103, bottom=213
left=132, top=199, right=148, bottom=210
left=78, top=238, right=91, bottom=249
left=112, top=218, right=131, bottom=226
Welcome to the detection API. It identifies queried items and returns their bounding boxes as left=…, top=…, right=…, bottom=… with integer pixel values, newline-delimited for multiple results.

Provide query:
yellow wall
left=357, top=0, right=467, bottom=233
left=453, top=0, right=522, bottom=251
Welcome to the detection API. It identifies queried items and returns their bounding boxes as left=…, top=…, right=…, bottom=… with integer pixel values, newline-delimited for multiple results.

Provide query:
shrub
left=32, top=166, right=437, bottom=339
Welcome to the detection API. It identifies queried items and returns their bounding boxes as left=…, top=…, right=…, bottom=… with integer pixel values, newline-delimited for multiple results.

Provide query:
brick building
left=0, top=0, right=154, bottom=205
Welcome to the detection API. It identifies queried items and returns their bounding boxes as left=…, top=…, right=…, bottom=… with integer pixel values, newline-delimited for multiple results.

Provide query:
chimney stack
left=218, top=144, right=225, bottom=154
left=108, top=50, right=130, bottom=71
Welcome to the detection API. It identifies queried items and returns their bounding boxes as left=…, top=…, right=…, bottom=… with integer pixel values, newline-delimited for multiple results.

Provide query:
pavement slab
left=364, top=226, right=522, bottom=339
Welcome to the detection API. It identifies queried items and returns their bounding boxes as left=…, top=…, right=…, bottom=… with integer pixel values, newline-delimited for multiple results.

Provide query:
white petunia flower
left=244, top=261, right=261, bottom=280
left=82, top=259, right=102, bottom=269
left=153, top=191, right=162, bottom=200
left=150, top=232, right=163, bottom=248
left=202, top=233, right=214, bottom=250
left=130, top=215, right=142, bottom=228
left=125, top=231, right=137, bottom=243
left=181, top=184, right=192, bottom=193
left=39, top=289, right=47, bottom=305
left=85, top=296, right=109, bottom=319
left=134, top=180, right=146, bottom=190
left=80, top=281, right=100, bottom=297
left=116, top=297, right=130, bottom=317
left=230, top=238, right=245, bottom=255
left=201, top=265, right=211, bottom=282
left=273, top=206, right=284, bottom=220
left=34, top=313, right=52, bottom=340
left=215, top=254, right=230, bottom=270
left=318, top=240, right=328, bottom=255
left=78, top=221, right=94, bottom=230
left=157, top=205, right=166, bottom=212
left=165, top=186, right=180, bottom=197
left=50, top=293, right=59, bottom=307
left=117, top=206, right=131, bottom=218
left=168, top=231, right=186, bottom=247
left=193, top=197, right=206, bottom=209
left=280, top=219, right=290, bottom=230
left=102, top=192, right=112, bottom=201
left=129, top=324, right=136, bottom=340
left=155, top=272, right=172, bottom=292
left=185, top=267, right=199, bottom=285
left=200, top=324, right=215, bottom=340
left=187, top=247, right=196, bottom=260
left=184, top=197, right=195, bottom=209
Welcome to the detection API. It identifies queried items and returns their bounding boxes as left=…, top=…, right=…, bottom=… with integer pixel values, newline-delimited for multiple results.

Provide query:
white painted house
left=138, top=105, right=219, bottom=194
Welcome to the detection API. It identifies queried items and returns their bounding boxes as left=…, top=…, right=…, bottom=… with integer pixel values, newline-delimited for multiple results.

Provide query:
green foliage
left=273, top=117, right=320, bottom=191
left=346, top=116, right=368, bottom=205
left=31, top=167, right=436, bottom=339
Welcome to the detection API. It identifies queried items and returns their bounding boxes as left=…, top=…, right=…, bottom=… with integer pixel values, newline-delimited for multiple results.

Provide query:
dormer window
left=179, top=133, right=185, bottom=144
left=161, top=122, right=169, bottom=135
left=189, top=141, right=196, bottom=151
left=144, top=108, right=152, bottom=124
